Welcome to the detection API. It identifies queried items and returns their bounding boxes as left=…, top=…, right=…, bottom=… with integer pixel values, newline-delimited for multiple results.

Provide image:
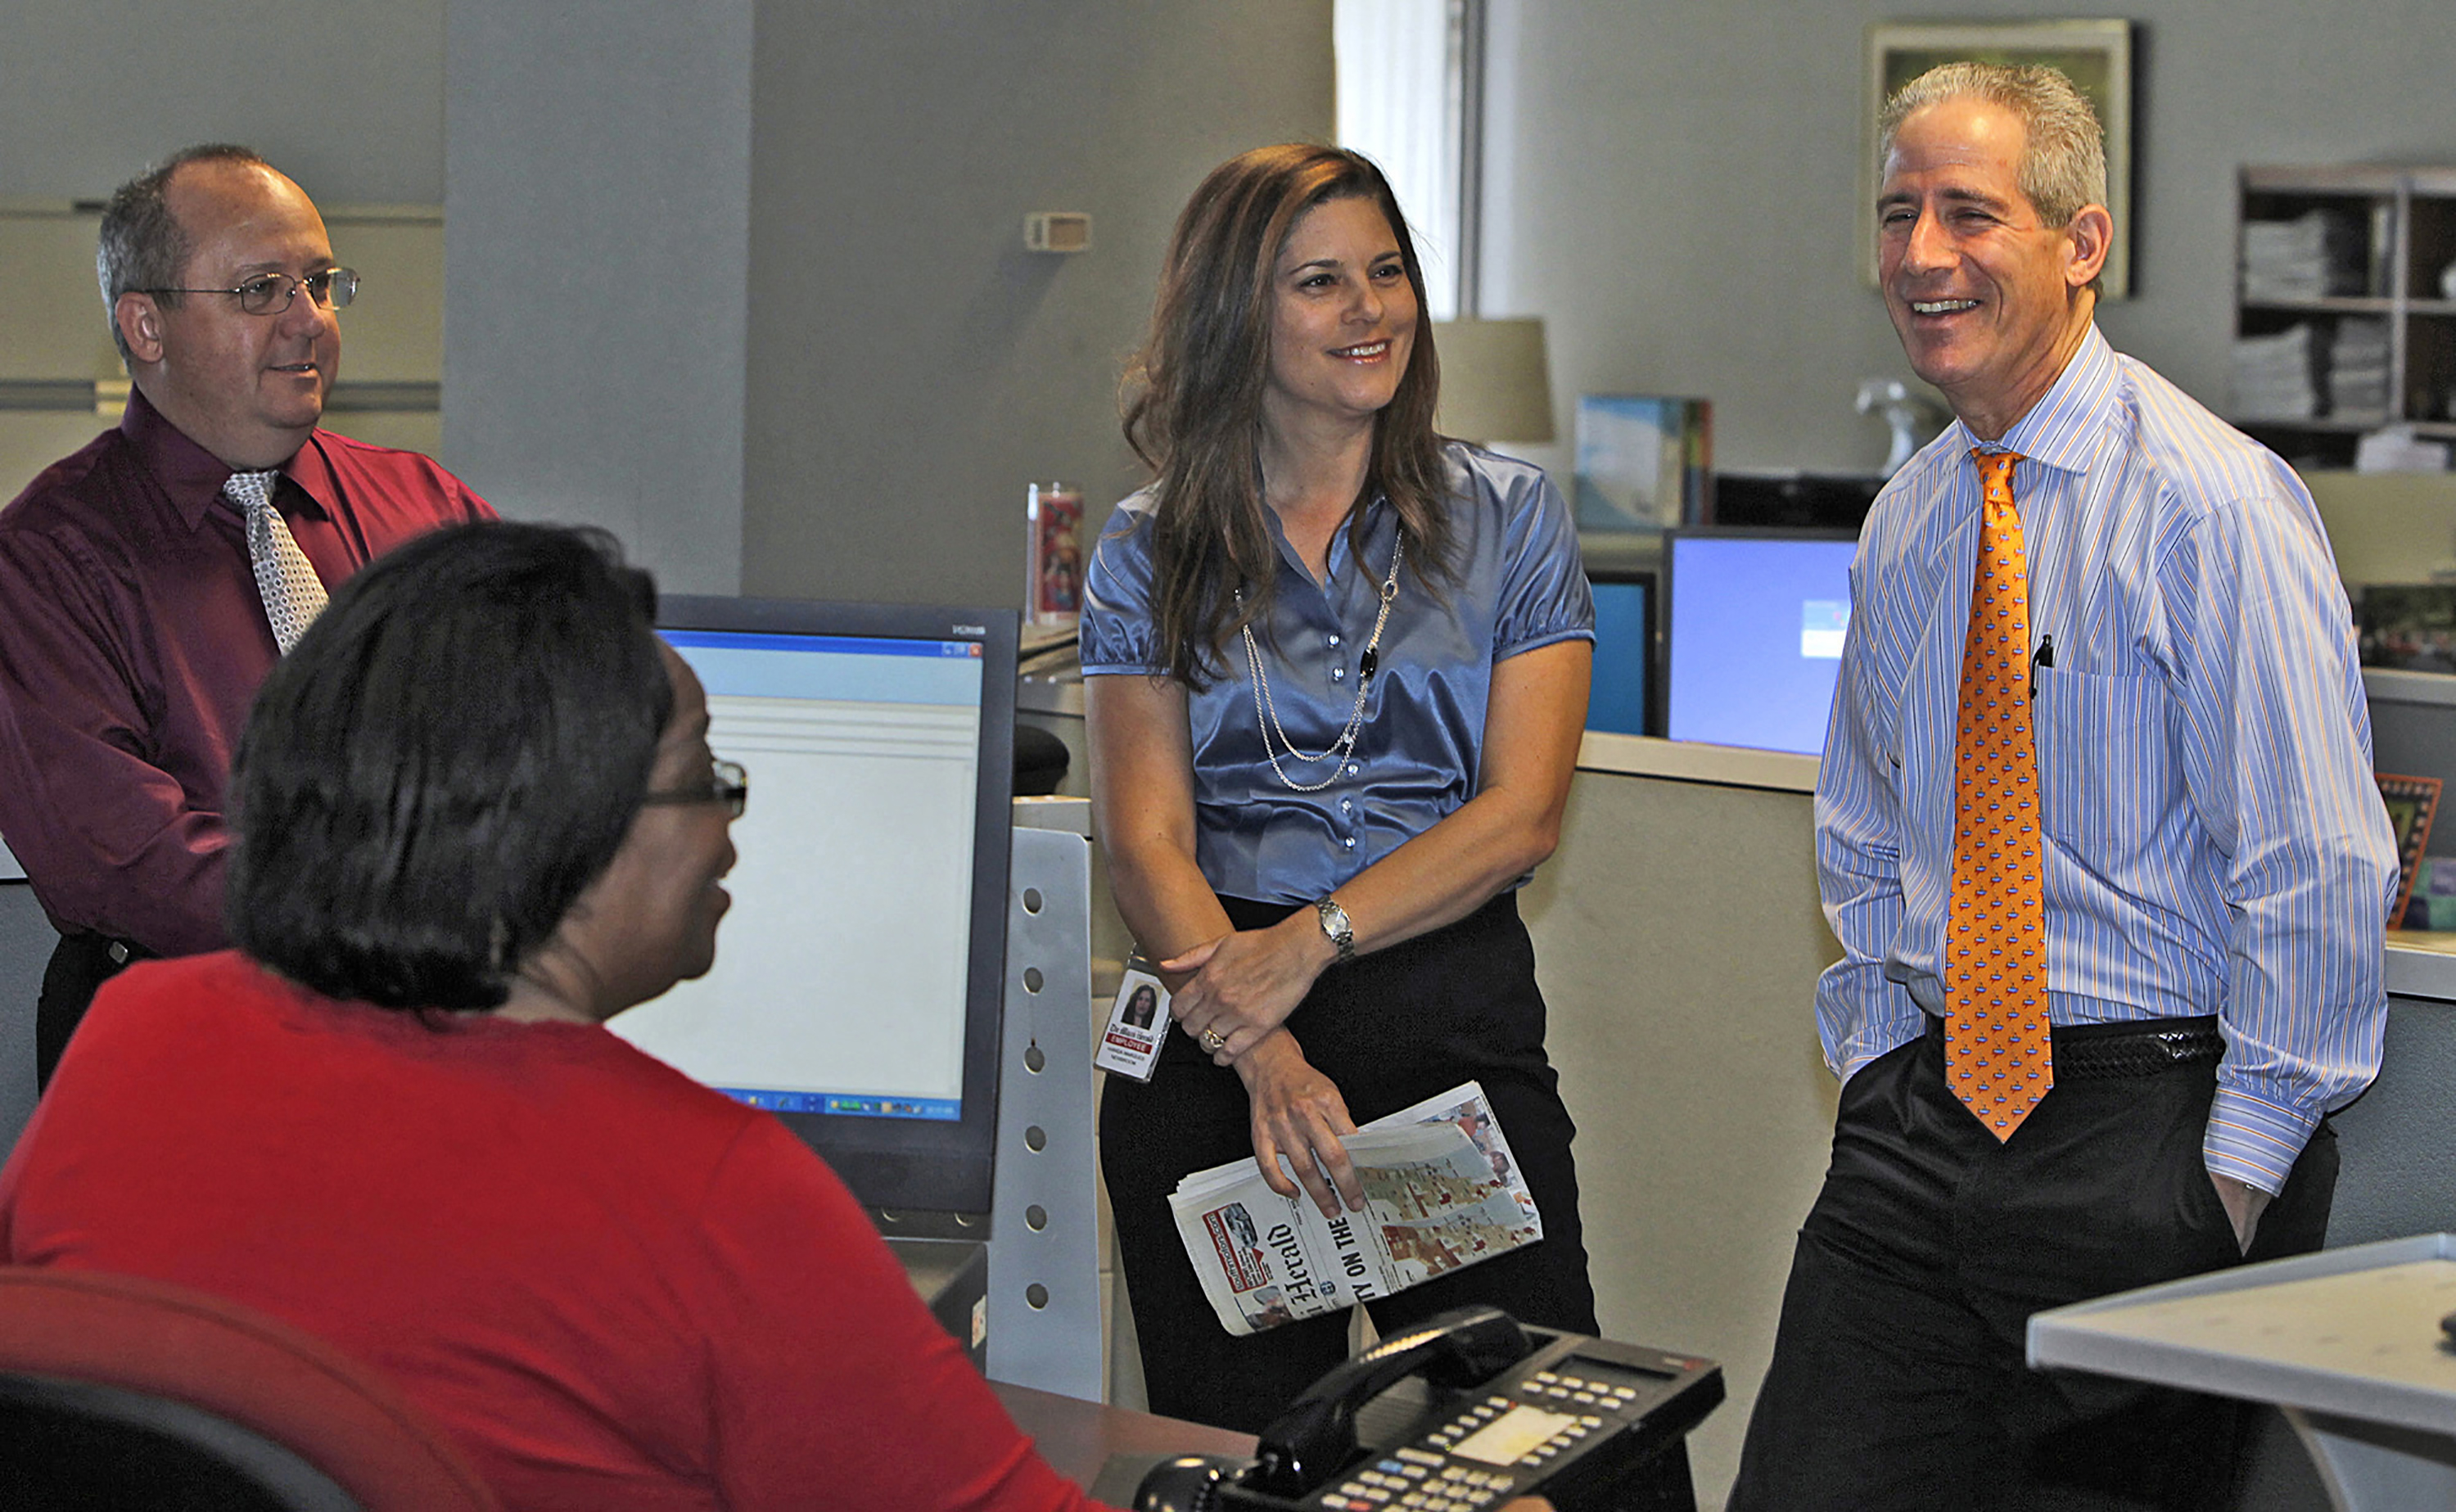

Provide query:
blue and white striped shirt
left=1814, top=326, right=2400, bottom=1192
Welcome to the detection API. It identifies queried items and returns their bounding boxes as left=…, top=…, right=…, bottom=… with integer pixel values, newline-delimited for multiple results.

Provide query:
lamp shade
left=1433, top=318, right=1555, bottom=443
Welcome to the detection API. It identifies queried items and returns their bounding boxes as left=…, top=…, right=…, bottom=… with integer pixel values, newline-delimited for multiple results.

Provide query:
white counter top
left=1574, top=731, right=1819, bottom=793
left=2387, top=932, right=2456, bottom=1001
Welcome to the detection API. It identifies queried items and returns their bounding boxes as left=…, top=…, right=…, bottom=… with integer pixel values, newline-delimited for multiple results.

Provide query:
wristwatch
left=1314, top=897, right=1357, bottom=964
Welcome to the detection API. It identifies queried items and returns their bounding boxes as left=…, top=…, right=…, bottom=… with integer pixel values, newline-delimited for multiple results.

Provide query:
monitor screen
left=614, top=596, right=1018, bottom=1220
left=1587, top=568, right=1655, bottom=737
left=1664, top=530, right=1860, bottom=756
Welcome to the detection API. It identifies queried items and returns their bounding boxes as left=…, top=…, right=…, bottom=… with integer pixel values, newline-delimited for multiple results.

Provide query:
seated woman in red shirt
left=0, top=522, right=1111, bottom=1512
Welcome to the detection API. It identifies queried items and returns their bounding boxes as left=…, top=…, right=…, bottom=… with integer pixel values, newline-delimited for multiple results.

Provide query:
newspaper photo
left=1165, top=1081, right=1543, bottom=1337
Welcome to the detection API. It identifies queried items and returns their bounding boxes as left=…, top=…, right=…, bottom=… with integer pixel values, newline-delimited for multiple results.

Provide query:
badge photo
left=1095, top=961, right=1170, bottom=1082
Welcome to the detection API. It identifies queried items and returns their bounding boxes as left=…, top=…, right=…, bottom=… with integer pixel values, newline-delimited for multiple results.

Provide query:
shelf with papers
left=2232, top=165, right=2456, bottom=469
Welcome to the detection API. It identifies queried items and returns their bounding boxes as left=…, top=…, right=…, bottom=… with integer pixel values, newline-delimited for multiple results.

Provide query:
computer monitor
left=1586, top=567, right=1656, bottom=737
left=1664, top=529, right=1860, bottom=756
left=612, top=595, right=1018, bottom=1221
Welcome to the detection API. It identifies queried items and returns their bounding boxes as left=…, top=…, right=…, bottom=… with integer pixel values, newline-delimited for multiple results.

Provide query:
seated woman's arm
left=701, top=1116, right=1115, bottom=1511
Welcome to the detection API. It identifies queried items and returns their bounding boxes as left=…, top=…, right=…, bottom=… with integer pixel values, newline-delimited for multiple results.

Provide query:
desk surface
left=2029, top=1234, right=2456, bottom=1436
left=994, top=1381, right=1253, bottom=1494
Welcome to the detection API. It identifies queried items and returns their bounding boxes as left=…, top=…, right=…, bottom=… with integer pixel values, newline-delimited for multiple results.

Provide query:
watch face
left=1317, top=900, right=1355, bottom=957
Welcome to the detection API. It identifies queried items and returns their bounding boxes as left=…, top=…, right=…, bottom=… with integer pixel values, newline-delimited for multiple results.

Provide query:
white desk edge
left=2028, top=1233, right=2456, bottom=1438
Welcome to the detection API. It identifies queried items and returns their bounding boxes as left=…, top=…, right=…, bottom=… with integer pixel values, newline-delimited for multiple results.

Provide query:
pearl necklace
left=1239, top=530, right=1404, bottom=793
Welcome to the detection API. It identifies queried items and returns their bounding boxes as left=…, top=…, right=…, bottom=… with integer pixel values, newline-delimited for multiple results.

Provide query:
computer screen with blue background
left=1587, top=569, right=1655, bottom=737
left=1665, top=530, right=1859, bottom=756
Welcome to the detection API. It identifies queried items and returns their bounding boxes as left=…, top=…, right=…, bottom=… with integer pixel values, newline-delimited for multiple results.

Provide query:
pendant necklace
left=1239, top=530, right=1405, bottom=792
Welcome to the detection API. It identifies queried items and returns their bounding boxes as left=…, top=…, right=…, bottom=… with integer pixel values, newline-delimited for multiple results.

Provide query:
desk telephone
left=1135, top=1307, right=1722, bottom=1512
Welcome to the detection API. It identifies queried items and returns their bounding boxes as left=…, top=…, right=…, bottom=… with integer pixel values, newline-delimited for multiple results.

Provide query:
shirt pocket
left=2034, top=667, right=2171, bottom=873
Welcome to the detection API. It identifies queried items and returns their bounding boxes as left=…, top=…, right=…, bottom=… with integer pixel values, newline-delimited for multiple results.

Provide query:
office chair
left=0, top=1266, right=501, bottom=1510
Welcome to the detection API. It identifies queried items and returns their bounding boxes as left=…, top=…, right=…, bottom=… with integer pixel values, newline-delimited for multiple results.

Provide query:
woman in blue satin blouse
left=1081, top=143, right=1600, bottom=1431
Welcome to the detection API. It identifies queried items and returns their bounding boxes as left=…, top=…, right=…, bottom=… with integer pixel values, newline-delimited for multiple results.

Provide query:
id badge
left=1095, top=959, right=1170, bottom=1082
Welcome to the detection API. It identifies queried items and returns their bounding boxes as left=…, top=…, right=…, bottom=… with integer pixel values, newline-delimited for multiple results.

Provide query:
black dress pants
left=1728, top=1018, right=2337, bottom=1512
left=36, top=932, right=154, bottom=1090
left=1101, top=892, right=1597, bottom=1433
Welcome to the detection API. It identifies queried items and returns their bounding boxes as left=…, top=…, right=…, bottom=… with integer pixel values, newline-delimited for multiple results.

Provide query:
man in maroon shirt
left=0, top=144, right=494, bottom=1086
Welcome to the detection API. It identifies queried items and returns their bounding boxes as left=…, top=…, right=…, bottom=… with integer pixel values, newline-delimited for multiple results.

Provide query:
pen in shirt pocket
left=2029, top=635, right=2055, bottom=702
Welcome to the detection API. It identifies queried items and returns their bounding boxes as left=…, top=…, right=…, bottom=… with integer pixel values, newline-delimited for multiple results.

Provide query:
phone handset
left=1249, top=1307, right=1532, bottom=1497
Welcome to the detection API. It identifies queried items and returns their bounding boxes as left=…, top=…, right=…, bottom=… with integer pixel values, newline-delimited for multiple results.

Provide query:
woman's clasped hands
left=1160, top=909, right=1339, bottom=1064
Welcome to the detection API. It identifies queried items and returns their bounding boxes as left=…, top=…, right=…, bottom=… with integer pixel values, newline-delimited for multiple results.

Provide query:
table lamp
left=1433, top=317, right=1555, bottom=444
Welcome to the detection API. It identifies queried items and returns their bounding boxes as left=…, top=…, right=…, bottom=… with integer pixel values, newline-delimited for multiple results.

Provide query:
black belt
left=1926, top=1013, right=2222, bottom=1080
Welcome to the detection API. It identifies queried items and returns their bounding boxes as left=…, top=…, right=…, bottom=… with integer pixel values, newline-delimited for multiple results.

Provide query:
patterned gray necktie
left=223, top=469, right=328, bottom=654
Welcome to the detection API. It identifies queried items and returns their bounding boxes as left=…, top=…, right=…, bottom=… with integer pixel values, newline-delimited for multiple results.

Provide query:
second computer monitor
left=1664, top=529, right=1859, bottom=756
left=1586, top=567, right=1657, bottom=738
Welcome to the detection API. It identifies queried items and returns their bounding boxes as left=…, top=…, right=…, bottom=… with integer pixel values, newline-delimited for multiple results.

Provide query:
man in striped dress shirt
left=1729, top=62, right=2400, bottom=1512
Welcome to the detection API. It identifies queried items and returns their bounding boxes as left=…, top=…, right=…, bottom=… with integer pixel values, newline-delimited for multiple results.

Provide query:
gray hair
left=1879, top=61, right=2107, bottom=232
left=97, top=144, right=274, bottom=365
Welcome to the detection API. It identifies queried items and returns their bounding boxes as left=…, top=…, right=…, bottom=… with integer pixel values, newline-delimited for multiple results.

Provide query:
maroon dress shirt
left=0, top=390, right=494, bottom=955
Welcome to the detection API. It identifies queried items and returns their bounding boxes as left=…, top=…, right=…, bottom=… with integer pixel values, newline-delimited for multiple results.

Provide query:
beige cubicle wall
left=1518, top=733, right=1840, bottom=1503
left=2306, top=471, right=2456, bottom=588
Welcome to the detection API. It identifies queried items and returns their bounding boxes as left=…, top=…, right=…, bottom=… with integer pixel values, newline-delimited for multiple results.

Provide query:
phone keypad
left=1316, top=1362, right=1671, bottom=1510
left=1323, top=1453, right=1521, bottom=1511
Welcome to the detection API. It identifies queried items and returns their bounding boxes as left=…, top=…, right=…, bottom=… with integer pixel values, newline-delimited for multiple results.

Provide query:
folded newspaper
left=1167, top=1081, right=1542, bottom=1336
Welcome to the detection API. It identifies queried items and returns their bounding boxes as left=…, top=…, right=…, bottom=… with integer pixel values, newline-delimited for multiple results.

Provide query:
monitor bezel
left=1583, top=565, right=1659, bottom=738
left=654, top=594, right=1018, bottom=1224
left=1662, top=526, right=1862, bottom=753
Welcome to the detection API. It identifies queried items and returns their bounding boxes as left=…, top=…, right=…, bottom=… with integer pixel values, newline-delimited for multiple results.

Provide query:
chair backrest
left=0, top=1266, right=501, bottom=1511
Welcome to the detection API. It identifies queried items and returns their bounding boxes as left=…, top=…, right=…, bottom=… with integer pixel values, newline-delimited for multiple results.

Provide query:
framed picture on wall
left=2377, top=773, right=2442, bottom=929
left=1862, top=18, right=2135, bottom=298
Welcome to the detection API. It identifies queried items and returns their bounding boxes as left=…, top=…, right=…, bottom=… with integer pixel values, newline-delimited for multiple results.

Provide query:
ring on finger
left=1202, top=1027, right=1226, bottom=1054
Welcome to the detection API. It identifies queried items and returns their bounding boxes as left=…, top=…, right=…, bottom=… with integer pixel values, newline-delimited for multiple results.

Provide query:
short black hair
left=228, top=522, right=672, bottom=1010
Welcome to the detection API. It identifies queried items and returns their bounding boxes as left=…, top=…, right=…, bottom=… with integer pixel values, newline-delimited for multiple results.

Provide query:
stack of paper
left=2233, top=324, right=2318, bottom=420
left=2241, top=210, right=2365, bottom=302
left=2328, top=318, right=2392, bottom=420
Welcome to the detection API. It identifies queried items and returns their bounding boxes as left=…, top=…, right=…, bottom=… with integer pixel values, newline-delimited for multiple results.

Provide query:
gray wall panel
left=0, top=884, right=49, bottom=1159
left=0, top=1, right=446, bottom=205
left=441, top=0, right=755, bottom=594
left=739, top=1, right=1334, bottom=606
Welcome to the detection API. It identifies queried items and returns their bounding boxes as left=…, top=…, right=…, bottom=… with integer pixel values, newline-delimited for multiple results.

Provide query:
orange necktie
left=1948, top=449, right=2052, bottom=1140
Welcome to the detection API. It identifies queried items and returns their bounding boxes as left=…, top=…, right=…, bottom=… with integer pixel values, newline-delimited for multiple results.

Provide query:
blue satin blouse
left=1081, top=444, right=1593, bottom=906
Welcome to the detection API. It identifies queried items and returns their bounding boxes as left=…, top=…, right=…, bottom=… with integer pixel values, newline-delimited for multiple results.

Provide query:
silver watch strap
left=1315, top=897, right=1356, bottom=964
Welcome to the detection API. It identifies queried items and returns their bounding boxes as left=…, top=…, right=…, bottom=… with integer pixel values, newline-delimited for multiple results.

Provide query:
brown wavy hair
left=1121, top=144, right=1456, bottom=688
